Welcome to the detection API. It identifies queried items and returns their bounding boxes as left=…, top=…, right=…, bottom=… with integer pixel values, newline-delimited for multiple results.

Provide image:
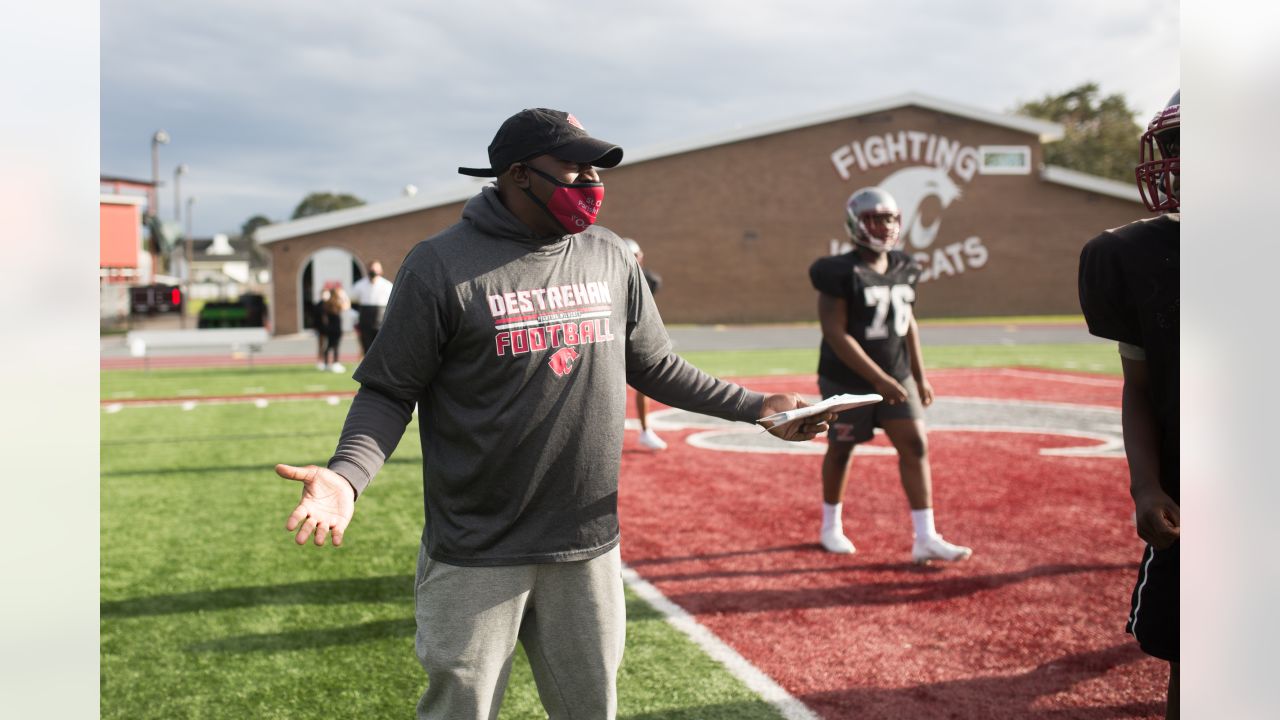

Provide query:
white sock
left=911, top=508, right=937, bottom=539
left=822, top=502, right=843, bottom=532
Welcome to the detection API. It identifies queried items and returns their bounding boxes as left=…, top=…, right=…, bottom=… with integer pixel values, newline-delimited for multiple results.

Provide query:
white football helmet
left=844, top=187, right=902, bottom=252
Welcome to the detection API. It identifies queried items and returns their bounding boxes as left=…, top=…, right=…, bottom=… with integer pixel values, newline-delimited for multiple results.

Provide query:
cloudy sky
left=101, top=0, right=1179, bottom=237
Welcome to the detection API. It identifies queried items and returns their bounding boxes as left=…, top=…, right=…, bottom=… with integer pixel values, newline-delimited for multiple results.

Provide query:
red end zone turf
left=619, top=369, right=1163, bottom=719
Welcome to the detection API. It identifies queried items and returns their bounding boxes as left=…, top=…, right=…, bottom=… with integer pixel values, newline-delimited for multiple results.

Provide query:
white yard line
left=100, top=393, right=355, bottom=410
left=621, top=565, right=822, bottom=720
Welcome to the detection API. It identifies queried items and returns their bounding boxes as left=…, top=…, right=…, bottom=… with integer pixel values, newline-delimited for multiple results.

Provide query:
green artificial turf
left=101, top=400, right=785, bottom=719
left=101, top=364, right=360, bottom=401
left=679, top=342, right=1120, bottom=378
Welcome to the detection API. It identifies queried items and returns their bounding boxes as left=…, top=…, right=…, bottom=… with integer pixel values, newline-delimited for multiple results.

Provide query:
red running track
left=618, top=369, right=1161, bottom=719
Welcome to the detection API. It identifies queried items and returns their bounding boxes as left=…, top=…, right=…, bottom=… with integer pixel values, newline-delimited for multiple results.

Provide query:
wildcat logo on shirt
left=487, top=280, right=616, bottom=376
left=548, top=347, right=580, bottom=377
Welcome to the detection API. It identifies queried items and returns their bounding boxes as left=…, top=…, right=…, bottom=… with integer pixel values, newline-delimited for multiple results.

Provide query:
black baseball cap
left=457, top=108, right=624, bottom=177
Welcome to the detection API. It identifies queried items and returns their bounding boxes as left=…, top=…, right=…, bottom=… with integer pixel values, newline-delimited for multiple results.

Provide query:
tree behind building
left=291, top=192, right=366, bottom=220
left=1016, top=82, right=1143, bottom=182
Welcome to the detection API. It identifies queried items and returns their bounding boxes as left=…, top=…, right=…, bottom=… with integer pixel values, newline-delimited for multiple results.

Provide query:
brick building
left=258, top=93, right=1143, bottom=335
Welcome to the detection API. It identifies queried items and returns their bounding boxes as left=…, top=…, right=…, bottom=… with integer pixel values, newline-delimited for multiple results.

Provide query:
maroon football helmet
left=1136, top=90, right=1179, bottom=213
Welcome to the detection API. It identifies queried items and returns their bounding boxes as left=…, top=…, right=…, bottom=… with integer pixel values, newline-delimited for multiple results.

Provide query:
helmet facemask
left=848, top=211, right=902, bottom=252
left=844, top=188, right=903, bottom=252
left=1136, top=97, right=1180, bottom=213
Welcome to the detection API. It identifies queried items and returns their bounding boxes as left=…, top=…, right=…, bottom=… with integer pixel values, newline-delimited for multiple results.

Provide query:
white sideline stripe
left=685, top=424, right=1122, bottom=458
left=685, top=430, right=822, bottom=455
left=98, top=394, right=353, bottom=410
left=181, top=401, right=197, bottom=411
left=944, top=395, right=1119, bottom=412
left=620, top=565, right=821, bottom=720
left=993, top=368, right=1122, bottom=388
left=104, top=403, right=123, bottom=414
left=935, top=424, right=1125, bottom=457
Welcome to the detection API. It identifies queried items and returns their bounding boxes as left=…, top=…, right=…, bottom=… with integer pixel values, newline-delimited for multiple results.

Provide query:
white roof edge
left=256, top=183, right=485, bottom=244
left=101, top=194, right=147, bottom=205
left=620, top=91, right=1064, bottom=167
left=1040, top=165, right=1142, bottom=203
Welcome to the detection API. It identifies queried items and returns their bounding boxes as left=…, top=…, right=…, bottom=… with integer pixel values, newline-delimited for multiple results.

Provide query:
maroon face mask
left=522, top=166, right=605, bottom=235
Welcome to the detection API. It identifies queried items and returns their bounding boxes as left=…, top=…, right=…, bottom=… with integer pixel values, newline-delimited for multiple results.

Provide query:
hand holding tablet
left=756, top=393, right=883, bottom=430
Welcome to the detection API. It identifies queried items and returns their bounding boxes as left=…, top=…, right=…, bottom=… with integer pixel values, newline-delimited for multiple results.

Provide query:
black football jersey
left=1078, top=214, right=1179, bottom=502
left=809, top=250, right=921, bottom=390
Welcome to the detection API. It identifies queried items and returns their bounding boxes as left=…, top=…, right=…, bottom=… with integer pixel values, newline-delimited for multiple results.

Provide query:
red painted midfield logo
left=548, top=347, right=580, bottom=377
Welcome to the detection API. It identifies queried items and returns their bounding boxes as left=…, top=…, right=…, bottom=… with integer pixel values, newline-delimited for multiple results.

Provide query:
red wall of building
left=100, top=202, right=141, bottom=268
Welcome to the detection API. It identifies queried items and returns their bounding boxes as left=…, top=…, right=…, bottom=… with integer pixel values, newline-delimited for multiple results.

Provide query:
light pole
left=185, top=196, right=196, bottom=328
left=150, top=129, right=169, bottom=219
left=173, top=163, right=188, bottom=223
left=175, top=163, right=190, bottom=325
left=149, top=130, right=169, bottom=282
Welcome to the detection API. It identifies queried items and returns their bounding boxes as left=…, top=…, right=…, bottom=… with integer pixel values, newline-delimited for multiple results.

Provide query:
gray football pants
left=414, top=543, right=626, bottom=720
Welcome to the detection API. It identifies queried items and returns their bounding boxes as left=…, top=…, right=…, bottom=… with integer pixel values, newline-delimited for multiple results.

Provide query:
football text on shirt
left=488, top=281, right=617, bottom=358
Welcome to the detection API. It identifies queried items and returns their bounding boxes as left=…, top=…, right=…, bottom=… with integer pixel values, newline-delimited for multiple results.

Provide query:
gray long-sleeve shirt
left=327, top=186, right=764, bottom=566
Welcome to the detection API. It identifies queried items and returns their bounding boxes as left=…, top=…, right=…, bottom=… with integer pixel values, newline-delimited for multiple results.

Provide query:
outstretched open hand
left=758, top=393, right=834, bottom=441
left=275, top=463, right=356, bottom=547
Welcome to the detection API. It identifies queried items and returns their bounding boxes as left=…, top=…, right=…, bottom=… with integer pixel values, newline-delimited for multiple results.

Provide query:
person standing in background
left=351, top=260, right=394, bottom=359
left=321, top=284, right=350, bottom=373
left=809, top=187, right=971, bottom=564
left=314, top=287, right=332, bottom=371
left=625, top=238, right=667, bottom=451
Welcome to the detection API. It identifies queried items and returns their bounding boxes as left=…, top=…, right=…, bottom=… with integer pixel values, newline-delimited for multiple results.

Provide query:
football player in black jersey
left=1078, top=90, right=1180, bottom=719
left=809, top=187, right=972, bottom=564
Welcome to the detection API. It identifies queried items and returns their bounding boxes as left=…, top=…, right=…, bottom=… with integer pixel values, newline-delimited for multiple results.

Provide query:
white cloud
left=102, top=0, right=1179, bottom=235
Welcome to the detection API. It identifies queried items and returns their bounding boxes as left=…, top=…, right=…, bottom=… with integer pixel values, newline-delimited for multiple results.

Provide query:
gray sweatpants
left=414, top=543, right=626, bottom=720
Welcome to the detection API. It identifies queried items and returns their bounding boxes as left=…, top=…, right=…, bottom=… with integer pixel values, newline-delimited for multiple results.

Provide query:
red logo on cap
left=566, top=113, right=585, bottom=130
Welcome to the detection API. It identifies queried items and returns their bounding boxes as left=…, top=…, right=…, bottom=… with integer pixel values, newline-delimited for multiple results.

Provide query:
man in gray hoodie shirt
left=274, top=108, right=830, bottom=720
